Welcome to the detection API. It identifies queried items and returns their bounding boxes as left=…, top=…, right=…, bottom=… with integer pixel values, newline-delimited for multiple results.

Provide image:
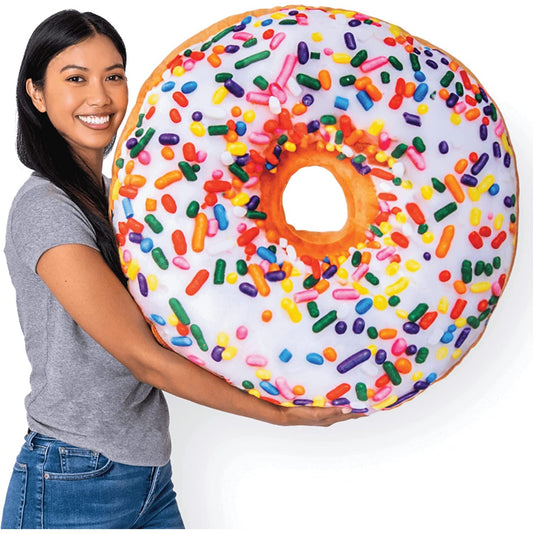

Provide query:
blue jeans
left=1, top=432, right=185, bottom=529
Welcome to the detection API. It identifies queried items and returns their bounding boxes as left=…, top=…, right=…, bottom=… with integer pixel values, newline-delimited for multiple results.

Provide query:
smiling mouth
left=77, top=114, right=111, bottom=125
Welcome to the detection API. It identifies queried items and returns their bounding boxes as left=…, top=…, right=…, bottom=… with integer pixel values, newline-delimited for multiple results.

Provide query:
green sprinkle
left=200, top=41, right=212, bottom=52
left=310, top=52, right=321, bottom=60
left=253, top=75, right=269, bottom=90
left=236, top=259, right=248, bottom=275
left=383, top=361, right=401, bottom=385
left=369, top=224, right=383, bottom=237
left=279, top=18, right=297, bottom=25
left=388, top=56, right=403, bottom=70
left=455, top=82, right=464, bottom=96
left=135, top=128, right=144, bottom=137
left=388, top=295, right=401, bottom=307
left=136, top=114, right=144, bottom=128
left=303, top=275, right=320, bottom=289
left=355, top=382, right=368, bottom=401
left=178, top=161, right=198, bottom=181
left=277, top=134, right=288, bottom=145
left=408, top=303, right=429, bottom=322
left=144, top=214, right=163, bottom=234
left=335, top=130, right=344, bottom=144
left=415, top=347, right=429, bottom=364
left=190, top=324, right=208, bottom=351
left=183, top=49, right=192, bottom=57
left=129, top=127, right=155, bottom=158
left=312, top=310, right=337, bottom=333
left=307, top=301, right=320, bottom=318
left=365, top=273, right=379, bottom=286
left=381, top=72, right=391, bottom=84
left=434, top=202, right=458, bottom=222
left=466, top=316, right=480, bottom=329
left=412, top=136, right=426, bottom=153
left=207, top=125, right=229, bottom=135
left=242, top=380, right=254, bottom=390
left=320, top=115, right=336, bottom=125
left=228, top=163, right=249, bottom=183
left=461, top=260, right=473, bottom=284
left=351, top=250, right=362, bottom=267
left=340, top=74, right=356, bottom=86
left=115, top=158, right=124, bottom=169
left=351, top=50, right=368, bottom=67
left=235, top=50, right=271, bottom=69
left=186, top=201, right=200, bottom=218
left=295, top=73, right=321, bottom=90
left=151, top=247, right=169, bottom=270
left=478, top=308, right=491, bottom=322
left=367, top=326, right=378, bottom=339
left=417, top=223, right=428, bottom=235
left=493, top=256, right=501, bottom=269
left=212, top=25, right=235, bottom=42
left=243, top=37, right=258, bottom=48
left=391, top=143, right=408, bottom=158
left=215, top=73, right=233, bottom=83
left=475, top=260, right=485, bottom=276
left=245, top=210, right=267, bottom=220
left=440, top=71, right=455, bottom=88
left=169, top=298, right=190, bottom=326
left=431, top=177, right=446, bottom=193
left=214, top=259, right=226, bottom=285
left=409, top=53, right=421, bottom=71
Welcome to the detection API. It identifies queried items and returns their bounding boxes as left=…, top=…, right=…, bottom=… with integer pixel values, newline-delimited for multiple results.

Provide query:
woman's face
left=27, top=34, right=128, bottom=171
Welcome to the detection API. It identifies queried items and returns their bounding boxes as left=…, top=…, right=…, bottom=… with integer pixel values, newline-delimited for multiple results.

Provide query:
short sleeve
left=8, top=180, right=99, bottom=272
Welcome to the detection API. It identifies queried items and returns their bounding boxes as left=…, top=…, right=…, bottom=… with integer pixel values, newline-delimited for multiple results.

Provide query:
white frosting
left=111, top=7, right=518, bottom=413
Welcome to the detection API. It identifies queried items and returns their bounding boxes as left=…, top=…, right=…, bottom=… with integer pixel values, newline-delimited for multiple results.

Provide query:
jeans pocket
left=44, top=445, right=113, bottom=481
left=1, top=462, right=28, bottom=529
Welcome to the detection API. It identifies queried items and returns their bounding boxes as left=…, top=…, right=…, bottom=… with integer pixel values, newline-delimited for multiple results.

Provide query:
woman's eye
left=107, top=74, right=124, bottom=82
left=66, top=76, right=85, bottom=83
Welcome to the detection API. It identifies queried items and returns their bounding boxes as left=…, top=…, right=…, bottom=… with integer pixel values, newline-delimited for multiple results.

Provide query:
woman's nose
left=87, top=80, right=111, bottom=106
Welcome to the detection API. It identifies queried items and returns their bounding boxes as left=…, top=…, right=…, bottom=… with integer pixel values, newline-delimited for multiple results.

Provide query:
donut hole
left=282, top=166, right=348, bottom=232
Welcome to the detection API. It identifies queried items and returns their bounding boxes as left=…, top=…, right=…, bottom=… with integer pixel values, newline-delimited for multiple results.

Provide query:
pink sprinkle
left=332, top=288, right=360, bottom=300
left=373, top=385, right=392, bottom=403
left=275, top=54, right=297, bottom=87
left=236, top=223, right=247, bottom=233
left=123, top=250, right=131, bottom=263
left=391, top=338, right=407, bottom=356
left=245, top=355, right=269, bottom=367
left=454, top=101, right=467, bottom=114
left=269, top=82, right=287, bottom=104
left=196, top=150, right=207, bottom=163
left=233, top=31, right=254, bottom=41
left=294, top=289, right=319, bottom=303
left=495, top=119, right=505, bottom=137
left=246, top=91, right=270, bottom=105
left=138, top=150, right=151, bottom=165
left=360, top=56, right=388, bottom=73
left=249, top=132, right=271, bottom=144
left=376, top=246, right=396, bottom=261
left=243, top=176, right=259, bottom=188
left=323, top=47, right=333, bottom=56
left=378, top=199, right=390, bottom=213
left=172, top=257, right=190, bottom=270
left=378, top=132, right=390, bottom=150
left=275, top=377, right=296, bottom=400
left=492, top=282, right=502, bottom=297
left=259, top=260, right=270, bottom=273
left=352, top=263, right=369, bottom=281
left=207, top=218, right=218, bottom=237
left=270, top=32, right=286, bottom=50
left=183, top=59, right=195, bottom=71
left=187, top=355, right=206, bottom=366
left=406, top=146, right=426, bottom=171
left=236, top=326, right=248, bottom=340
left=212, top=169, right=223, bottom=179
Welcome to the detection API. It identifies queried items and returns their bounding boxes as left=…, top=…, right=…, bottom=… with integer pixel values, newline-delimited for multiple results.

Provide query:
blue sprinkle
left=161, top=81, right=176, bottom=92
left=241, top=15, right=252, bottom=24
left=140, top=237, right=154, bottom=253
left=181, top=81, right=198, bottom=94
left=306, top=353, right=324, bottom=365
left=356, top=90, right=373, bottom=111
left=171, top=336, right=193, bottom=347
left=413, top=83, right=429, bottom=102
left=257, top=246, right=277, bottom=263
left=440, top=331, right=454, bottom=344
left=279, top=348, right=293, bottom=363
left=261, top=18, right=273, bottom=26
left=260, top=381, right=280, bottom=395
left=150, top=314, right=166, bottom=326
left=426, top=372, right=437, bottom=384
left=213, top=204, right=229, bottom=230
left=235, top=121, right=247, bottom=136
left=334, top=96, right=349, bottom=110
left=122, top=198, right=133, bottom=219
left=355, top=297, right=373, bottom=314
left=414, top=71, right=426, bottom=82
left=489, top=184, right=500, bottom=196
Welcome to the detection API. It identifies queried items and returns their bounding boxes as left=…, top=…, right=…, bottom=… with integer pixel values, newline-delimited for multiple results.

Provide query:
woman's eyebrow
left=59, top=63, right=124, bottom=73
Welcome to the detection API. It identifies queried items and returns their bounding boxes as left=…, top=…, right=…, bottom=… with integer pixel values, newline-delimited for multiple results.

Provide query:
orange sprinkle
left=161, top=146, right=175, bottom=160
left=248, top=264, right=271, bottom=296
left=379, top=328, right=398, bottom=340
left=438, top=88, right=449, bottom=100
left=404, top=81, right=416, bottom=97
left=453, top=280, right=467, bottom=295
left=145, top=198, right=157, bottom=211
left=454, top=158, right=468, bottom=173
left=318, top=69, right=332, bottom=90
left=293, top=385, right=305, bottom=396
left=361, top=251, right=371, bottom=264
left=191, top=213, right=208, bottom=253
left=231, top=106, right=242, bottom=117
left=314, top=279, right=330, bottom=294
left=212, top=44, right=225, bottom=54
left=261, top=310, right=273, bottom=322
left=323, top=347, right=337, bottom=362
left=465, top=108, right=481, bottom=121
left=366, top=84, right=383, bottom=101
left=395, top=358, right=412, bottom=374
left=354, top=76, right=372, bottom=90
left=444, top=174, right=465, bottom=203
left=292, top=103, right=307, bottom=115
left=436, top=225, right=455, bottom=258
left=155, top=170, right=182, bottom=189
left=125, top=160, right=135, bottom=174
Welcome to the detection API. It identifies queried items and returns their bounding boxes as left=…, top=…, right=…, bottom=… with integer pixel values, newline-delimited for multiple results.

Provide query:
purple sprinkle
left=265, top=271, right=285, bottom=282
left=307, top=120, right=320, bottom=133
left=239, top=282, right=258, bottom=297
left=446, top=93, right=459, bottom=108
left=138, top=273, right=148, bottom=297
left=158, top=133, right=180, bottom=145
left=403, top=322, right=420, bottom=334
left=423, top=252, right=431, bottom=261
left=414, top=380, right=430, bottom=391
left=480, top=124, right=488, bottom=141
left=211, top=345, right=224, bottom=362
left=403, top=113, right=421, bottom=126
left=454, top=327, right=471, bottom=348
left=335, top=321, right=347, bottom=334
left=293, top=399, right=313, bottom=406
left=460, top=174, right=478, bottom=187
left=348, top=19, right=361, bottom=27
left=192, top=111, right=203, bottom=121
left=235, top=154, right=250, bottom=166
left=224, top=78, right=245, bottom=98
left=126, top=138, right=138, bottom=149
left=406, top=345, right=417, bottom=356
left=375, top=349, right=387, bottom=364
left=439, top=141, right=449, bottom=154
left=337, top=349, right=371, bottom=374
left=352, top=317, right=365, bottom=334
left=504, top=196, right=514, bottom=208
left=493, top=142, right=502, bottom=159
left=129, top=232, right=143, bottom=244
left=332, top=398, right=350, bottom=406
left=504, top=152, right=511, bottom=168
left=302, top=93, right=314, bottom=106
left=344, top=32, right=356, bottom=50
left=322, top=265, right=338, bottom=279
left=224, top=45, right=240, bottom=54
left=471, top=152, right=489, bottom=175
left=297, top=41, right=309, bottom=64
left=425, top=59, right=438, bottom=69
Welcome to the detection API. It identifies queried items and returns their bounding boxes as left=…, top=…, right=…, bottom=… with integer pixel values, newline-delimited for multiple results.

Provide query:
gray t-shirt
left=4, top=173, right=171, bottom=466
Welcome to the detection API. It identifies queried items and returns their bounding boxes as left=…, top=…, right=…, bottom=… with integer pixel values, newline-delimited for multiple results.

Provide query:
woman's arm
left=36, top=243, right=361, bottom=426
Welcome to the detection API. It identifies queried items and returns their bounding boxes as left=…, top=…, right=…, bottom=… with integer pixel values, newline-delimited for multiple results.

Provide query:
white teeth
left=78, top=115, right=110, bottom=125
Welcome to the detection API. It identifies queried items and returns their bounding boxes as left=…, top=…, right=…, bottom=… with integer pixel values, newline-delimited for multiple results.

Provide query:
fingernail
left=341, top=407, right=352, bottom=414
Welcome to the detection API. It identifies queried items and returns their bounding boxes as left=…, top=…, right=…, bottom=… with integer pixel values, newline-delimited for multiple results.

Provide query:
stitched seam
left=131, top=467, right=160, bottom=528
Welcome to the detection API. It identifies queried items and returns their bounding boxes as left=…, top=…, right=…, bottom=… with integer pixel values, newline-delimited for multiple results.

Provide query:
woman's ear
left=26, top=79, right=47, bottom=113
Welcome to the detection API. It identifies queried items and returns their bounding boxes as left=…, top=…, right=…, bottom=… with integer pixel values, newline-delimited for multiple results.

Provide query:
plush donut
left=110, top=6, right=518, bottom=414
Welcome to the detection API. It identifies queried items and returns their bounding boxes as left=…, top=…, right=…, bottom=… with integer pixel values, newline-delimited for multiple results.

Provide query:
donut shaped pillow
left=110, top=6, right=518, bottom=415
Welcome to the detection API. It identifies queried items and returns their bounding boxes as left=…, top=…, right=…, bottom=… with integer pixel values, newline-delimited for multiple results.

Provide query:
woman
left=1, top=10, right=359, bottom=529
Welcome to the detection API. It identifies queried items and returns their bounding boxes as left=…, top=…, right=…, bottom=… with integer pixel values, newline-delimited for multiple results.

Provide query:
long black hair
left=16, top=10, right=127, bottom=286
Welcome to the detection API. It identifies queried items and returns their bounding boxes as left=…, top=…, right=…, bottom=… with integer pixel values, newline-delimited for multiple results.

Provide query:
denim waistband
left=25, top=431, right=66, bottom=449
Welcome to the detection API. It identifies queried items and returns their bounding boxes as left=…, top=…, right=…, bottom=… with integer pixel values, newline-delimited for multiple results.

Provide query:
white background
left=1, top=1, right=531, bottom=531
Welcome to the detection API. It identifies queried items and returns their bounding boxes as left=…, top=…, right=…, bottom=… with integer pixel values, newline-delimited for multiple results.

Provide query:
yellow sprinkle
left=231, top=192, right=250, bottom=206
left=243, top=110, right=256, bottom=123
left=147, top=274, right=158, bottom=291
left=412, top=371, right=424, bottom=382
left=311, top=32, right=323, bottom=41
left=422, top=232, right=434, bottom=244
left=168, top=314, right=178, bottom=327
left=281, top=278, right=293, bottom=293
left=281, top=298, right=302, bottom=323
left=437, top=296, right=449, bottom=314
left=172, top=66, right=185, bottom=77
left=248, top=389, right=260, bottom=398
left=417, top=103, right=429, bottom=115
left=502, top=133, right=513, bottom=156
left=468, top=187, right=481, bottom=202
left=337, top=268, right=349, bottom=280
left=222, top=346, right=237, bottom=360
left=395, top=309, right=409, bottom=320
left=284, top=141, right=297, bottom=152
left=478, top=174, right=495, bottom=193
left=421, top=185, right=433, bottom=200
left=401, top=180, right=413, bottom=190
left=368, top=344, right=378, bottom=356
left=494, top=213, right=504, bottom=230
left=372, top=395, right=398, bottom=410
left=379, top=221, right=392, bottom=234
left=226, top=142, right=247, bottom=156
left=383, top=236, right=394, bottom=247
left=375, top=151, right=388, bottom=163
left=385, top=276, right=409, bottom=296
left=373, top=295, right=388, bottom=311
left=389, top=24, right=402, bottom=37
left=126, top=259, right=140, bottom=280
left=312, top=396, right=326, bottom=407
left=352, top=281, right=369, bottom=295
left=147, top=93, right=159, bottom=105
left=385, top=262, right=400, bottom=277
left=470, top=207, right=482, bottom=226
left=405, top=259, right=421, bottom=272
left=212, top=86, right=228, bottom=105
left=332, top=53, right=352, bottom=64
left=190, top=121, right=206, bottom=137
left=326, top=142, right=336, bottom=152
left=270, top=12, right=286, bottom=19
left=470, top=282, right=491, bottom=293
left=368, top=119, right=385, bottom=136
left=455, top=317, right=467, bottom=328
left=226, top=272, right=238, bottom=284
left=216, top=332, right=229, bottom=347
left=395, top=212, right=407, bottom=224
left=436, top=347, right=448, bottom=361
left=450, top=113, right=462, bottom=125
left=256, top=369, right=271, bottom=381
left=452, top=349, right=462, bottom=360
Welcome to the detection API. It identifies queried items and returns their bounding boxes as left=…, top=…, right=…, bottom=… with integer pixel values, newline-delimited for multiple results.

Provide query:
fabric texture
left=1, top=432, right=185, bottom=529
left=4, top=173, right=171, bottom=466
